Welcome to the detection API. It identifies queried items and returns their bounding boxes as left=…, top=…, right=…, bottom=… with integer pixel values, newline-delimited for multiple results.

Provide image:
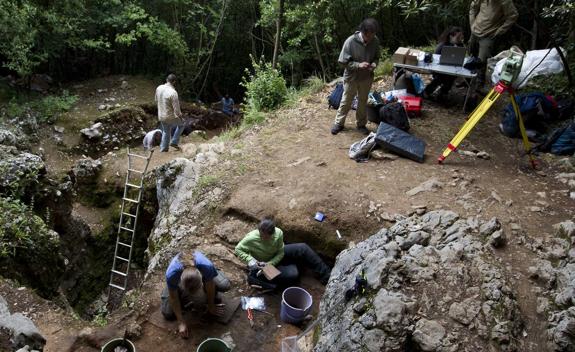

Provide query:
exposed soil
left=2, top=75, right=574, bottom=351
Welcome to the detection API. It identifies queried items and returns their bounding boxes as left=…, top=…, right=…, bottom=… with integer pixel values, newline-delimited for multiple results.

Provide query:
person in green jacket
left=331, top=18, right=380, bottom=136
left=469, top=0, right=518, bottom=85
left=235, top=217, right=331, bottom=287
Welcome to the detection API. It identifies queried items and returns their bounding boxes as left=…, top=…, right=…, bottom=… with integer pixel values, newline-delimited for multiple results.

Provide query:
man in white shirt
left=155, top=74, right=184, bottom=152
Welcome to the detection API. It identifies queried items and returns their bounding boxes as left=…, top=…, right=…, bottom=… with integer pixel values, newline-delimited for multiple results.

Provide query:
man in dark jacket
left=331, top=18, right=380, bottom=136
left=469, top=0, right=518, bottom=85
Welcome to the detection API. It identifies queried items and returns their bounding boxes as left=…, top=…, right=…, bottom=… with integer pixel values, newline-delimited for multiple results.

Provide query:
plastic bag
left=349, top=132, right=377, bottom=162
left=491, top=47, right=565, bottom=88
left=241, top=296, right=266, bottom=311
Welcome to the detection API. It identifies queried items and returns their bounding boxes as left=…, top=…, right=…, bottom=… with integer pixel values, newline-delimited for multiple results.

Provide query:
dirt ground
left=2, top=75, right=574, bottom=351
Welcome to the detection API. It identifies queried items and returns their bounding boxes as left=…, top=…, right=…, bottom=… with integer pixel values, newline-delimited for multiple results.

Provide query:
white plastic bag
left=491, top=47, right=565, bottom=88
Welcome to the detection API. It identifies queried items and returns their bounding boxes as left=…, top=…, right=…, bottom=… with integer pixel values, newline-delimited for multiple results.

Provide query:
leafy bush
left=32, top=90, right=78, bottom=123
left=374, top=48, right=394, bottom=78
left=242, top=56, right=288, bottom=111
left=0, top=196, right=64, bottom=296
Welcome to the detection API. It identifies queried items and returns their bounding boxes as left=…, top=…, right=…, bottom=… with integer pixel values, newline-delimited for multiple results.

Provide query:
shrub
left=242, top=56, right=288, bottom=111
left=32, top=90, right=78, bottom=123
left=0, top=197, right=64, bottom=296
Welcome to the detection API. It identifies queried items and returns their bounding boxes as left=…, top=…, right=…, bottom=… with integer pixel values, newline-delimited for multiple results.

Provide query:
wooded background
left=0, top=0, right=573, bottom=100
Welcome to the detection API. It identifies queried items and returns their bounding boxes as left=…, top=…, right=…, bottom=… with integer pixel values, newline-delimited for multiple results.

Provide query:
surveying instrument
left=437, top=48, right=536, bottom=168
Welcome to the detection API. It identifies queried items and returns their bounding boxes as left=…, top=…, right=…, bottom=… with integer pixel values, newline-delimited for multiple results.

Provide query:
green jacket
left=235, top=228, right=285, bottom=266
left=338, top=31, right=380, bottom=82
left=470, top=0, right=518, bottom=38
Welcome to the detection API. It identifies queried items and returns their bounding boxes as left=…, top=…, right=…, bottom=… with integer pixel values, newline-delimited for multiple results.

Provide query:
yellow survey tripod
left=437, top=50, right=537, bottom=169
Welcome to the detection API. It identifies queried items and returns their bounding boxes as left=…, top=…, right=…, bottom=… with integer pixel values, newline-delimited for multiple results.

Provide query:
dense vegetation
left=0, top=0, right=572, bottom=100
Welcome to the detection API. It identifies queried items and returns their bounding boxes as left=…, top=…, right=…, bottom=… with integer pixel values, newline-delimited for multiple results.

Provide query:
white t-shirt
left=154, top=83, right=182, bottom=122
left=143, top=129, right=162, bottom=150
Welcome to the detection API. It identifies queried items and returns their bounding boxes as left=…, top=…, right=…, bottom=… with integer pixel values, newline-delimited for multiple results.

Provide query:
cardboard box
left=392, top=47, right=410, bottom=64
left=405, top=49, right=421, bottom=66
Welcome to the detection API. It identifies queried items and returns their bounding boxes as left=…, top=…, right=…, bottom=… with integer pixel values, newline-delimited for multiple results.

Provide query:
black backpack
left=379, top=102, right=410, bottom=132
left=328, top=82, right=344, bottom=109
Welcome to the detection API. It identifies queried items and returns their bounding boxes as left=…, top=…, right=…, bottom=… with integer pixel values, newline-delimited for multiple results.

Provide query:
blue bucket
left=280, top=287, right=313, bottom=324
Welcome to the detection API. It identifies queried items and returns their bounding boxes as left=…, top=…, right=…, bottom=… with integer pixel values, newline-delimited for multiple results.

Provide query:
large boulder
left=0, top=145, right=46, bottom=196
left=314, top=211, right=522, bottom=352
left=0, top=295, right=46, bottom=351
left=77, top=106, right=155, bottom=155
left=71, top=157, right=102, bottom=185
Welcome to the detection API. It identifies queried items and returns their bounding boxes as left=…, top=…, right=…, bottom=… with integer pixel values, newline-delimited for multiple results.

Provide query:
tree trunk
left=313, top=33, right=327, bottom=81
left=272, top=0, right=284, bottom=69
left=530, top=0, right=538, bottom=50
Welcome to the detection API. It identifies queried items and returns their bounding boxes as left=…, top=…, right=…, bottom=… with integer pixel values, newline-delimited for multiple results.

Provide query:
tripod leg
left=438, top=88, right=502, bottom=163
left=510, top=93, right=537, bottom=168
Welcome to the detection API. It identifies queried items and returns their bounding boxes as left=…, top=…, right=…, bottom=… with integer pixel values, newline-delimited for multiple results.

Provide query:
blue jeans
left=160, top=121, right=184, bottom=151
left=249, top=243, right=332, bottom=288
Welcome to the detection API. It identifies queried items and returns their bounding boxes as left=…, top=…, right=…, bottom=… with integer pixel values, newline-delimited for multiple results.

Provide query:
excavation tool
left=107, top=148, right=154, bottom=307
left=281, top=269, right=368, bottom=352
left=437, top=49, right=536, bottom=168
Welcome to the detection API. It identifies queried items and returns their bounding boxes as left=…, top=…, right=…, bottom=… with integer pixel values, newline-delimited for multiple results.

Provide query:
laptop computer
left=439, top=46, right=466, bottom=66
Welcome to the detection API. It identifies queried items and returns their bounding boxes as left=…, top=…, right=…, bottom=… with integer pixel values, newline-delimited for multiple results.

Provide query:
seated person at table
left=235, top=217, right=331, bottom=288
left=161, top=251, right=231, bottom=339
left=423, top=26, right=465, bottom=102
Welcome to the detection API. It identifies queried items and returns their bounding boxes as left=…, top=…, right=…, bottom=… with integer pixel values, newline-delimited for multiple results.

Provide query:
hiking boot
left=331, top=124, right=344, bottom=135
left=357, top=126, right=370, bottom=135
left=170, top=144, right=181, bottom=151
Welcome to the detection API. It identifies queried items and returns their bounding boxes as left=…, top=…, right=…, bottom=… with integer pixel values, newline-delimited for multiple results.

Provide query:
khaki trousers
left=334, top=77, right=373, bottom=128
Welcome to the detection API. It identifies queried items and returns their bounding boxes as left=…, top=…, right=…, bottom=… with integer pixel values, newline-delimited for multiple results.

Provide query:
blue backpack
left=328, top=82, right=344, bottom=109
left=500, top=93, right=556, bottom=138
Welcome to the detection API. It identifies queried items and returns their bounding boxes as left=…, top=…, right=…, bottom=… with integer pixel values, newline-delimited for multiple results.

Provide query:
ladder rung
left=119, top=226, right=134, bottom=232
left=122, top=212, right=136, bottom=218
left=109, top=283, right=125, bottom=291
left=123, top=197, right=138, bottom=204
left=112, top=269, right=128, bottom=277
left=126, top=183, right=141, bottom=189
left=128, top=169, right=144, bottom=174
left=117, top=241, right=132, bottom=248
left=116, top=256, right=129, bottom=262
left=128, top=153, right=148, bottom=160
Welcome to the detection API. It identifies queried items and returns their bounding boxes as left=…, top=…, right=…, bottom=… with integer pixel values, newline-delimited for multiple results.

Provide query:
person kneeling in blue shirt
left=161, top=251, right=230, bottom=339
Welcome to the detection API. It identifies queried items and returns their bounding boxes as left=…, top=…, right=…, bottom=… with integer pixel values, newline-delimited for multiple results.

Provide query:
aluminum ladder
left=108, top=147, right=153, bottom=301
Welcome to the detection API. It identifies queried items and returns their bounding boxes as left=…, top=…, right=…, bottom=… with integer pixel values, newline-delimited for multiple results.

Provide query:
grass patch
left=1, top=90, right=78, bottom=124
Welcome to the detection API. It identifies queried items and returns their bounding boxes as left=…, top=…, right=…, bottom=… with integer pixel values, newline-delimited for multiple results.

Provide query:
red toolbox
left=399, top=96, right=422, bottom=117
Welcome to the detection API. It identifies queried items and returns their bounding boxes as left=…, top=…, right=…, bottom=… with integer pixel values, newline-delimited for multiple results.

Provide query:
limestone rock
left=480, top=217, right=501, bottom=237
left=0, top=296, right=46, bottom=351
left=412, top=319, right=446, bottom=351
left=314, top=211, right=522, bottom=351
left=406, top=178, right=444, bottom=196
left=490, top=230, right=506, bottom=248
left=72, top=157, right=102, bottom=184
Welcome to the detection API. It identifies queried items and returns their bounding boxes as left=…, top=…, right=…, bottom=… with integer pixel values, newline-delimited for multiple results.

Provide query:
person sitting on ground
left=142, top=129, right=162, bottom=151
left=221, top=94, right=238, bottom=116
left=423, top=26, right=465, bottom=103
left=161, top=251, right=231, bottom=339
left=235, top=217, right=331, bottom=288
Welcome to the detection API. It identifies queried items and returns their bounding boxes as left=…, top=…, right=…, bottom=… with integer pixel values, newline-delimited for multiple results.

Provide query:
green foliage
left=0, top=197, right=64, bottom=296
left=3, top=91, right=78, bottom=124
left=241, top=56, right=288, bottom=111
left=0, top=197, right=54, bottom=259
left=32, top=91, right=78, bottom=124
left=374, top=49, right=393, bottom=78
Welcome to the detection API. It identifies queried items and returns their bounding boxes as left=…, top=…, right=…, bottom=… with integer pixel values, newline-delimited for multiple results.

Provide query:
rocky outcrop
left=0, top=145, right=45, bottom=196
left=0, top=295, right=45, bottom=351
left=77, top=106, right=154, bottom=155
left=529, top=220, right=575, bottom=351
left=71, top=157, right=102, bottom=185
left=314, top=210, right=522, bottom=352
left=145, top=143, right=231, bottom=277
